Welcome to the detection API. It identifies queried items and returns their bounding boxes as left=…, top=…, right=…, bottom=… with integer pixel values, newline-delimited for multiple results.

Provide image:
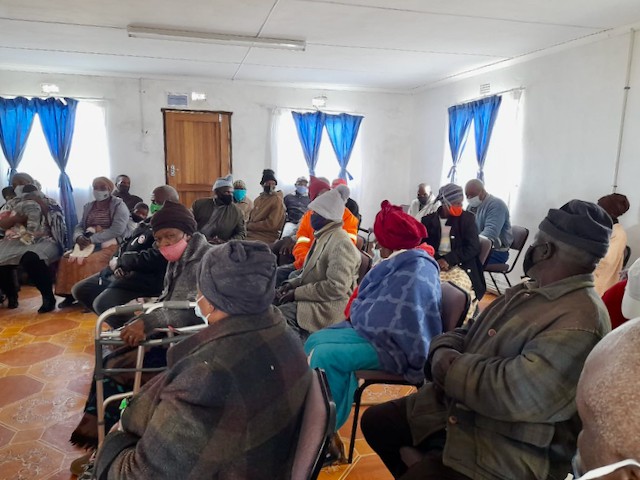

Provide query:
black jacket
left=421, top=209, right=486, bottom=300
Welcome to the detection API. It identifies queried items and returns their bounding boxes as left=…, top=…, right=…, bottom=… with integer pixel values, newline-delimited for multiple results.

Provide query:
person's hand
left=278, top=289, right=296, bottom=304
left=437, top=258, right=450, bottom=272
left=76, top=236, right=91, bottom=249
left=109, top=257, right=118, bottom=271
left=120, top=320, right=146, bottom=347
left=94, top=226, right=104, bottom=233
left=113, top=268, right=127, bottom=279
left=0, top=214, right=27, bottom=230
left=431, top=348, right=461, bottom=389
left=279, top=237, right=295, bottom=256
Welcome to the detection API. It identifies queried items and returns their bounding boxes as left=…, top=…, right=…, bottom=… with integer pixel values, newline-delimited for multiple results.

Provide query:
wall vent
left=479, top=83, right=491, bottom=95
left=167, top=93, right=189, bottom=107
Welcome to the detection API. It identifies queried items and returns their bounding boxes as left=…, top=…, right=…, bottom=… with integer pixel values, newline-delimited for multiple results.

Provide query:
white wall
left=411, top=31, right=640, bottom=274
left=0, top=71, right=413, bottom=227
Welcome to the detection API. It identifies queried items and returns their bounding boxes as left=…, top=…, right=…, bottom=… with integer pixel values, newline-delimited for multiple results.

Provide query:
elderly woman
left=0, top=172, right=65, bottom=313
left=94, top=240, right=311, bottom=479
left=69, top=201, right=211, bottom=470
left=594, top=193, right=630, bottom=296
left=304, top=201, right=442, bottom=440
left=422, top=183, right=486, bottom=311
left=56, top=176, right=130, bottom=308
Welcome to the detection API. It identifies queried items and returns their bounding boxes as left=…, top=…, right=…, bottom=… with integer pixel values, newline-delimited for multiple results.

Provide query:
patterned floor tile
left=29, top=354, right=92, bottom=384
left=0, top=441, right=65, bottom=480
left=41, top=413, right=85, bottom=455
left=0, top=375, right=44, bottom=408
left=0, top=388, right=84, bottom=431
left=0, top=343, right=64, bottom=367
left=0, top=424, right=15, bottom=448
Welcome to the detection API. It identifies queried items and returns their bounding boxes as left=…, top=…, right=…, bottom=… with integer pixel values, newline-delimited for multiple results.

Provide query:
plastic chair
left=357, top=251, right=372, bottom=284
left=484, top=225, right=530, bottom=295
left=478, top=236, right=492, bottom=266
left=345, top=281, right=471, bottom=463
left=291, top=368, right=337, bottom=480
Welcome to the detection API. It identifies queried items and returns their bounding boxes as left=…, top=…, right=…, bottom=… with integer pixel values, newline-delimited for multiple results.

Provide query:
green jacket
left=406, top=274, right=610, bottom=480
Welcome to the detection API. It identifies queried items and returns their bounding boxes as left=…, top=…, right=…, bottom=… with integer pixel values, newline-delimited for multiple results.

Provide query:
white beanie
left=308, top=189, right=345, bottom=222
left=213, top=174, right=233, bottom=191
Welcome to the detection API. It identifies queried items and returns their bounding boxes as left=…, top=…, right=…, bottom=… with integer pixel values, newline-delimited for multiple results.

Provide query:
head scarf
left=309, top=175, right=331, bottom=200
left=435, top=183, right=464, bottom=206
left=597, top=193, right=630, bottom=221
left=374, top=200, right=427, bottom=250
left=93, top=176, right=115, bottom=192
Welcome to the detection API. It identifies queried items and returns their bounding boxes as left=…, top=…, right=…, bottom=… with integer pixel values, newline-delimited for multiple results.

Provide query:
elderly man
left=246, top=169, right=286, bottom=244
left=572, top=318, right=640, bottom=479
left=408, top=183, right=438, bottom=220
left=192, top=174, right=246, bottom=244
left=282, top=176, right=311, bottom=238
left=232, top=179, right=253, bottom=221
left=113, top=174, right=144, bottom=212
left=465, top=179, right=513, bottom=265
left=276, top=188, right=361, bottom=342
left=94, top=241, right=311, bottom=479
left=362, top=200, right=613, bottom=480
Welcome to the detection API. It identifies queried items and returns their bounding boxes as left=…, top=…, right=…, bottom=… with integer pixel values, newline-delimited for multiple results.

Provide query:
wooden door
left=163, top=110, right=232, bottom=209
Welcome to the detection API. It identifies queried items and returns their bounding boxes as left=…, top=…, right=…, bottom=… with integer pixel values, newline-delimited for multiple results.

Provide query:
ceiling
left=1, top=0, right=640, bottom=91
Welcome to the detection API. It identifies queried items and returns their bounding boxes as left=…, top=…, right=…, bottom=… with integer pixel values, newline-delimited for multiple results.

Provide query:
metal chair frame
left=484, top=226, right=530, bottom=295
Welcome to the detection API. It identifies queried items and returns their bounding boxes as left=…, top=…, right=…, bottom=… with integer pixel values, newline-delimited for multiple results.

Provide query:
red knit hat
left=374, top=200, right=427, bottom=250
left=309, top=176, right=331, bottom=200
left=332, top=178, right=348, bottom=188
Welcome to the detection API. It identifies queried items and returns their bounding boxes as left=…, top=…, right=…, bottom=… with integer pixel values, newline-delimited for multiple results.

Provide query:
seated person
left=126, top=202, right=149, bottom=233
left=232, top=179, right=253, bottom=221
left=408, top=183, right=438, bottom=220
left=56, top=176, right=130, bottom=308
left=362, top=200, right=612, bottom=480
left=1, top=186, right=15, bottom=207
left=573, top=318, right=640, bottom=479
left=464, top=179, right=513, bottom=265
left=93, top=240, right=311, bottom=479
left=69, top=201, right=211, bottom=460
left=304, top=200, right=442, bottom=434
left=192, top=174, right=246, bottom=244
left=246, top=169, right=285, bottom=244
left=332, top=178, right=359, bottom=219
left=282, top=176, right=310, bottom=237
left=112, top=174, right=143, bottom=212
left=276, top=188, right=361, bottom=342
left=0, top=184, right=46, bottom=243
left=71, top=186, right=178, bottom=328
left=422, top=183, right=486, bottom=309
left=593, top=193, right=629, bottom=295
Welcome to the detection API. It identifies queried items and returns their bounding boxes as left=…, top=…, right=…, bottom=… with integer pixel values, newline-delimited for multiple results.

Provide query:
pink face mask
left=159, top=237, right=188, bottom=262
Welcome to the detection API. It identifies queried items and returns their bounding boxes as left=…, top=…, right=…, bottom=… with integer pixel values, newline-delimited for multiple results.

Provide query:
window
left=273, top=108, right=362, bottom=201
left=441, top=92, right=524, bottom=211
left=0, top=101, right=110, bottom=214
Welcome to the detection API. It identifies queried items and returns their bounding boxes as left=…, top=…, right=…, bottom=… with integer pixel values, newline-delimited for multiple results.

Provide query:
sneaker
left=58, top=296, right=77, bottom=309
left=70, top=451, right=94, bottom=476
left=323, top=433, right=347, bottom=467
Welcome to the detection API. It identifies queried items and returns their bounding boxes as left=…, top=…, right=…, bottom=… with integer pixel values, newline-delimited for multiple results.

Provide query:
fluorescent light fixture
left=127, top=25, right=306, bottom=51
left=41, top=83, right=59, bottom=94
left=312, top=95, right=327, bottom=108
left=191, top=92, right=207, bottom=101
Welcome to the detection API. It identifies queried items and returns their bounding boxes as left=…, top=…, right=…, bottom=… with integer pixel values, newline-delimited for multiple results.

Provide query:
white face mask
left=194, top=295, right=210, bottom=323
left=14, top=185, right=24, bottom=197
left=567, top=458, right=640, bottom=479
left=467, top=195, right=482, bottom=208
left=93, top=190, right=110, bottom=201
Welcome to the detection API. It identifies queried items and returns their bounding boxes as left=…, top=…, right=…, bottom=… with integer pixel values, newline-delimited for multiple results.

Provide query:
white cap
left=622, top=258, right=640, bottom=319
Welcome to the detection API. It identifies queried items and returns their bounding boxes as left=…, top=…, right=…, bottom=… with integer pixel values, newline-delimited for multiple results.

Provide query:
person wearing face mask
left=55, top=176, right=130, bottom=308
left=246, top=169, right=286, bottom=244
left=421, top=183, right=486, bottom=314
left=282, top=176, right=311, bottom=238
left=571, top=318, right=640, bottom=480
left=112, top=174, right=143, bottom=213
left=362, top=199, right=612, bottom=480
left=93, top=240, right=312, bottom=479
left=191, top=174, right=246, bottom=244
left=68, top=200, right=211, bottom=470
left=408, top=183, right=438, bottom=220
left=71, top=186, right=178, bottom=329
left=0, top=172, right=66, bottom=313
left=276, top=188, right=361, bottom=342
left=232, top=179, right=253, bottom=221
left=464, top=179, right=513, bottom=265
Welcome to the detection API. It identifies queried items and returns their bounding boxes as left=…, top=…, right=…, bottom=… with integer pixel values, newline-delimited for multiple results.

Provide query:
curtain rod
left=262, top=104, right=364, bottom=116
left=0, top=93, right=105, bottom=101
left=452, top=87, right=525, bottom=107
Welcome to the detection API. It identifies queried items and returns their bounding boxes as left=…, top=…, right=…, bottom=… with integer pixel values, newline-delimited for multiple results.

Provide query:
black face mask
left=131, top=213, right=144, bottom=223
left=263, top=185, right=274, bottom=194
left=418, top=195, right=428, bottom=206
left=118, top=185, right=130, bottom=194
left=310, top=213, right=329, bottom=231
left=219, top=195, right=233, bottom=205
left=523, top=243, right=553, bottom=277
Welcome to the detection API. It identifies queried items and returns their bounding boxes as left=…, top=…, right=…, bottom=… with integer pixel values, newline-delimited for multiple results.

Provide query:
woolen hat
left=597, top=193, right=630, bottom=221
left=261, top=169, right=278, bottom=185
left=308, top=189, right=345, bottom=222
left=309, top=176, right=331, bottom=200
left=213, top=174, right=233, bottom=191
left=198, top=240, right=277, bottom=315
left=332, top=178, right=348, bottom=188
left=435, top=183, right=464, bottom=205
left=538, top=199, right=612, bottom=259
left=233, top=179, right=246, bottom=190
left=150, top=200, right=197, bottom=235
left=374, top=200, right=427, bottom=250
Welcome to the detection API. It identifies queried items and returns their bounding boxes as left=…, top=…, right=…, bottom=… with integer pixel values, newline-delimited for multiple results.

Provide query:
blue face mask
left=296, top=185, right=308, bottom=196
left=194, top=295, right=209, bottom=323
left=310, top=213, right=328, bottom=231
left=233, top=189, right=247, bottom=202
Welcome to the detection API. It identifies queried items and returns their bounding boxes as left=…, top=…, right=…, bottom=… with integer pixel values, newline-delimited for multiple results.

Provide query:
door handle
left=169, top=165, right=176, bottom=177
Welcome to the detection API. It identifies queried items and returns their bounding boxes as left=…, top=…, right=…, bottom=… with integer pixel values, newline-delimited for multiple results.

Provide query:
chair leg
left=503, top=273, right=512, bottom=288
left=489, top=272, right=501, bottom=296
left=348, top=382, right=368, bottom=464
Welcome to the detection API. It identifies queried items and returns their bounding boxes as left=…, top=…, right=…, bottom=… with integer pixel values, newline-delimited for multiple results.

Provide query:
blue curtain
left=325, top=113, right=363, bottom=181
left=34, top=97, right=79, bottom=246
left=292, top=111, right=326, bottom=176
left=0, top=97, right=37, bottom=183
left=472, top=95, right=502, bottom=182
left=447, top=104, right=474, bottom=183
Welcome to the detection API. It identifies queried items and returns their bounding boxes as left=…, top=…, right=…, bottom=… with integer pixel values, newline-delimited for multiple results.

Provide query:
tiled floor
left=0, top=286, right=496, bottom=480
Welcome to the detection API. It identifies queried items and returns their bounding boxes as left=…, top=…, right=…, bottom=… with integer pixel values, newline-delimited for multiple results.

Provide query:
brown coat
left=246, top=191, right=285, bottom=243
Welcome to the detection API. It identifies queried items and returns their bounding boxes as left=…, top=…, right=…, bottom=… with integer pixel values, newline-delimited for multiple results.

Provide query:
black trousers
left=361, top=397, right=470, bottom=480
left=0, top=252, right=54, bottom=301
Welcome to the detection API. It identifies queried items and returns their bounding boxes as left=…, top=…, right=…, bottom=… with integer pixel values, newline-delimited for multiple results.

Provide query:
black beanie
left=261, top=169, right=277, bottom=185
left=150, top=200, right=197, bottom=235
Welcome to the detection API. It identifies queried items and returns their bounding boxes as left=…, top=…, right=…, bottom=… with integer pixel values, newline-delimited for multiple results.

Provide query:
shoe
left=323, top=433, right=347, bottom=467
left=58, top=296, right=77, bottom=308
left=38, top=295, right=56, bottom=314
left=70, top=451, right=94, bottom=476
left=7, top=296, right=18, bottom=309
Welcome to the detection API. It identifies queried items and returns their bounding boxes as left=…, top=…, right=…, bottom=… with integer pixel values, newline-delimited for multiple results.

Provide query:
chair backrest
left=441, top=281, right=471, bottom=331
left=478, top=236, right=492, bottom=266
left=510, top=225, right=530, bottom=252
left=357, top=251, right=372, bottom=284
left=624, top=245, right=631, bottom=268
left=291, top=368, right=336, bottom=480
